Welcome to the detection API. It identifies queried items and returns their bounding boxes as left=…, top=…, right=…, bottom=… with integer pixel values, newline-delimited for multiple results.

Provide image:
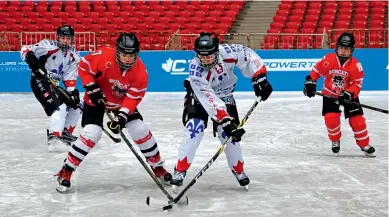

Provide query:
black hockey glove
left=25, top=51, right=41, bottom=76
left=338, top=90, right=353, bottom=105
left=219, top=117, right=245, bottom=142
left=107, top=111, right=129, bottom=134
left=303, top=75, right=316, bottom=98
left=85, top=83, right=106, bottom=109
left=65, top=89, right=80, bottom=109
left=252, top=73, right=272, bottom=101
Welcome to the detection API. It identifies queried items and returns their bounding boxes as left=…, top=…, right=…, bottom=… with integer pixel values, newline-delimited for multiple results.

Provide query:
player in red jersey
left=55, top=33, right=172, bottom=193
left=303, top=32, right=375, bottom=157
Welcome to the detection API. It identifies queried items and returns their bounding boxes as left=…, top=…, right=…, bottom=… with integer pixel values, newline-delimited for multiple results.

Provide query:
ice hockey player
left=20, top=25, right=81, bottom=152
left=303, top=32, right=375, bottom=157
left=170, top=32, right=273, bottom=192
left=55, top=33, right=172, bottom=193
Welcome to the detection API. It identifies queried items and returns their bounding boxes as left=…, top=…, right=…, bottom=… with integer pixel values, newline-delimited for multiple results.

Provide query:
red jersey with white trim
left=78, top=47, right=148, bottom=114
left=188, top=44, right=267, bottom=122
left=20, top=39, right=80, bottom=91
left=310, top=53, right=364, bottom=98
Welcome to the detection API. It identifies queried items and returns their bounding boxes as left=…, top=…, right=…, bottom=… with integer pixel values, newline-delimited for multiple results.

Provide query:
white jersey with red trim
left=20, top=39, right=81, bottom=91
left=188, top=44, right=267, bottom=122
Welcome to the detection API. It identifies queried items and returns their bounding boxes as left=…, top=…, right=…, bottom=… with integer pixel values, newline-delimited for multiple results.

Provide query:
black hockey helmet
left=194, top=32, right=220, bottom=69
left=335, top=32, right=355, bottom=62
left=56, top=25, right=75, bottom=51
left=116, top=33, right=140, bottom=69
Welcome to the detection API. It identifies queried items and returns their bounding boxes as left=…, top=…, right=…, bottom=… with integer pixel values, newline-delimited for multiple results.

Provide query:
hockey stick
left=147, top=97, right=261, bottom=211
left=314, top=91, right=388, bottom=114
left=36, top=68, right=122, bottom=143
left=104, top=110, right=187, bottom=209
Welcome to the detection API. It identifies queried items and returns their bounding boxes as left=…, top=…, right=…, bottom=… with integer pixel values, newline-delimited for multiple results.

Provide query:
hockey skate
left=232, top=170, right=250, bottom=190
left=361, top=145, right=376, bottom=157
left=55, top=165, right=74, bottom=193
left=47, top=130, right=71, bottom=152
left=170, top=169, right=186, bottom=194
left=62, top=129, right=77, bottom=144
left=332, top=141, right=340, bottom=156
left=151, top=165, right=172, bottom=186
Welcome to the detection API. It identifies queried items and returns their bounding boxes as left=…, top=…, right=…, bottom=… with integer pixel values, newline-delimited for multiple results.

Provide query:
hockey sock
left=349, top=115, right=370, bottom=148
left=324, top=112, right=342, bottom=142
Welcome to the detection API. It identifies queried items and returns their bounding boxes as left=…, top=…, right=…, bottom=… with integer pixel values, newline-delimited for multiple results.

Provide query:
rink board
left=0, top=48, right=387, bottom=92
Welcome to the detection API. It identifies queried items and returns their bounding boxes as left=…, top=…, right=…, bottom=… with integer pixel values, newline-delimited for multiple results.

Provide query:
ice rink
left=0, top=91, right=387, bottom=217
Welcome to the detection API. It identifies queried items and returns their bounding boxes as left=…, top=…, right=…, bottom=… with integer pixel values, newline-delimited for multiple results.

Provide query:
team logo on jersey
left=105, top=61, right=112, bottom=68
left=109, top=79, right=128, bottom=99
left=332, top=75, right=345, bottom=89
left=186, top=119, right=204, bottom=139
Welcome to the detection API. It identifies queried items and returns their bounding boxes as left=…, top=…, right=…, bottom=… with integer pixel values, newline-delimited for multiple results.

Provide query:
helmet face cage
left=335, top=32, right=355, bottom=62
left=56, top=25, right=75, bottom=52
left=194, top=32, right=220, bottom=69
left=116, top=33, right=140, bottom=70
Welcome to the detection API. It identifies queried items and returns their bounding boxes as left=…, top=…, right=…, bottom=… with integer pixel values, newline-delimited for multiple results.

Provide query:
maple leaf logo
left=162, top=58, right=173, bottom=72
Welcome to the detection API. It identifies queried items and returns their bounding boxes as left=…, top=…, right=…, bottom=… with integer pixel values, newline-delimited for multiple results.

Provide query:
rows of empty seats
left=0, top=0, right=245, bottom=50
left=262, top=1, right=388, bottom=49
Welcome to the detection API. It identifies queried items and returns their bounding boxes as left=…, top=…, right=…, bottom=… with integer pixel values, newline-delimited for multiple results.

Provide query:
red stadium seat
left=26, top=24, right=39, bottom=31
left=278, top=3, right=292, bottom=10
left=353, top=21, right=367, bottom=29
left=270, top=22, right=284, bottom=30
left=276, top=9, right=289, bottom=17
left=355, top=1, right=370, bottom=8
left=302, top=21, right=316, bottom=29
left=293, top=2, right=307, bottom=10
left=323, top=1, right=338, bottom=9
left=354, top=8, right=369, bottom=15
left=19, top=18, right=31, bottom=26
left=371, top=8, right=385, bottom=15
left=273, top=16, right=287, bottom=23
left=321, top=15, right=335, bottom=22
left=339, top=1, right=353, bottom=9
left=354, top=14, right=368, bottom=22
left=50, top=6, right=62, bottom=13
left=288, top=15, right=303, bottom=23
left=337, top=15, right=352, bottom=21
left=11, top=24, right=23, bottom=32
left=304, top=15, right=319, bottom=22
left=370, top=20, right=385, bottom=28
left=264, top=35, right=279, bottom=44
left=370, top=1, right=386, bottom=8
left=285, top=22, right=300, bottom=29
left=306, top=8, right=321, bottom=16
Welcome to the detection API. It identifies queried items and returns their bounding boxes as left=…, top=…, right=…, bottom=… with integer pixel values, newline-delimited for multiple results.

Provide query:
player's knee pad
left=324, top=112, right=341, bottom=127
left=126, top=119, right=156, bottom=144
left=82, top=124, right=103, bottom=144
left=349, top=115, right=366, bottom=131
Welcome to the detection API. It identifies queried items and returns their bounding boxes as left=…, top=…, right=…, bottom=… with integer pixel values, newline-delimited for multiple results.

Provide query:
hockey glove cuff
left=107, top=111, right=129, bottom=134
left=219, top=117, right=245, bottom=142
left=252, top=73, right=272, bottom=101
left=85, top=83, right=106, bottom=109
left=65, top=89, right=80, bottom=109
left=303, top=75, right=317, bottom=98
left=338, top=90, right=353, bottom=105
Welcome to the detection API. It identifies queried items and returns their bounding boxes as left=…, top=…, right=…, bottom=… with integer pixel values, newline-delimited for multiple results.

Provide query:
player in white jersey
left=20, top=25, right=82, bottom=152
left=170, top=33, right=273, bottom=191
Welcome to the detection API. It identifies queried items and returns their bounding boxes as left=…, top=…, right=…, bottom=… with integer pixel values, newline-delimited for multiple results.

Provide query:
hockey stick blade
left=102, top=128, right=122, bottom=143
left=146, top=196, right=189, bottom=211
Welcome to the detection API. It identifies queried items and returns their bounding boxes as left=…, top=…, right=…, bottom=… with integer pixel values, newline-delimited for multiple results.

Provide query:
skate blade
left=363, top=152, right=376, bottom=158
left=243, top=185, right=249, bottom=191
left=172, top=185, right=180, bottom=194
left=56, top=184, right=69, bottom=193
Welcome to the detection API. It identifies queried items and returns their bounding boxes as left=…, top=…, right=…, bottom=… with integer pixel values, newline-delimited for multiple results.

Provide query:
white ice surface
left=0, top=91, right=387, bottom=217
